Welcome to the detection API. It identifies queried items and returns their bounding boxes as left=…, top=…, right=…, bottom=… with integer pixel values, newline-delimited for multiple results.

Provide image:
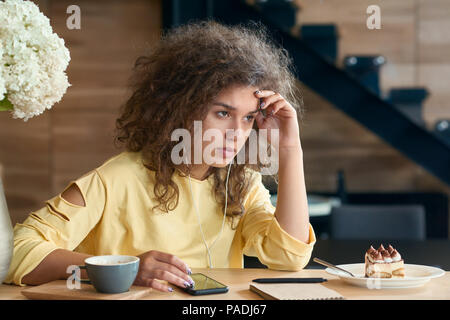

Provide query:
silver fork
left=313, top=257, right=356, bottom=277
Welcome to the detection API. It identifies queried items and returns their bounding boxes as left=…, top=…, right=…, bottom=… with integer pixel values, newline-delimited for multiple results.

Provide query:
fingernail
left=260, top=101, right=265, bottom=108
left=187, top=267, right=192, bottom=275
left=184, top=281, right=193, bottom=288
left=254, top=90, right=260, bottom=94
left=188, top=278, right=195, bottom=285
left=168, top=287, right=173, bottom=292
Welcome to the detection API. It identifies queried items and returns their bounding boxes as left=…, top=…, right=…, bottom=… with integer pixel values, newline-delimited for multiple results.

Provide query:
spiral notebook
left=249, top=283, right=345, bottom=300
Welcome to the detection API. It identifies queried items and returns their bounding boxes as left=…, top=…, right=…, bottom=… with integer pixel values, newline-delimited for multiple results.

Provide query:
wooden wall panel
left=418, top=0, right=450, bottom=126
left=0, top=113, right=51, bottom=226
left=380, top=64, right=416, bottom=94
left=51, top=111, right=119, bottom=192
left=418, top=0, right=450, bottom=64
left=419, top=64, right=450, bottom=126
left=47, top=0, right=162, bottom=193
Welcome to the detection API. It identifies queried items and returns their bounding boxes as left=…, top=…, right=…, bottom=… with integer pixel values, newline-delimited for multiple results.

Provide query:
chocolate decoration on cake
left=387, top=244, right=395, bottom=255
left=367, top=245, right=376, bottom=255
left=381, top=250, right=390, bottom=258
left=391, top=249, right=401, bottom=260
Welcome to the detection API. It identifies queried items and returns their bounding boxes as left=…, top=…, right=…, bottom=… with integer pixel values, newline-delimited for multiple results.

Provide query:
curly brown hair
left=115, top=19, right=303, bottom=226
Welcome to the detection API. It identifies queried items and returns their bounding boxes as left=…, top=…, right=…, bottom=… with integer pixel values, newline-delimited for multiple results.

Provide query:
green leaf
left=0, top=97, right=14, bottom=111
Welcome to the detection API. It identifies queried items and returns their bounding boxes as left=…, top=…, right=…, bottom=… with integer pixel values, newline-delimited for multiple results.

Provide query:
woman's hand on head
left=254, top=90, right=301, bottom=150
left=134, top=250, right=194, bottom=292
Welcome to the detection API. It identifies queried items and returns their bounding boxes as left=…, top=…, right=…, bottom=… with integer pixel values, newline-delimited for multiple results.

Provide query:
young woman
left=5, top=20, right=315, bottom=292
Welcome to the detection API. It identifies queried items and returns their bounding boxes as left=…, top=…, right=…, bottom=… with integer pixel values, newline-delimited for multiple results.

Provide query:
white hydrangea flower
left=0, top=0, right=71, bottom=121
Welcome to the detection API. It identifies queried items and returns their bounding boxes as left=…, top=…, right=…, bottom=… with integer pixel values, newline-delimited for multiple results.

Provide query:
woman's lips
left=217, top=147, right=235, bottom=158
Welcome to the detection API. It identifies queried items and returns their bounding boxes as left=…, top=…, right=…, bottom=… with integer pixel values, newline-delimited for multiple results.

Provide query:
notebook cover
left=249, top=283, right=345, bottom=300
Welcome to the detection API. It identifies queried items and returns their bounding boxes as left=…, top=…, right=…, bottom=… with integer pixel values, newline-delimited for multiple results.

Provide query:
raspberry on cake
left=365, top=244, right=405, bottom=278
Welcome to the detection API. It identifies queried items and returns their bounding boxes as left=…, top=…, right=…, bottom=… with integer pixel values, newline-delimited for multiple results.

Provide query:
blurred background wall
left=0, top=0, right=449, bottom=237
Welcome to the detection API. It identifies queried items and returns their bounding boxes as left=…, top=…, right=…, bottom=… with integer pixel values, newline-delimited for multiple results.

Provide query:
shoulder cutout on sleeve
left=61, top=183, right=86, bottom=207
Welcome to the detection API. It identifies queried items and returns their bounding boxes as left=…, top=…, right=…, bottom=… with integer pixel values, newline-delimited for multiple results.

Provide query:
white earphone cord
left=188, top=160, right=232, bottom=268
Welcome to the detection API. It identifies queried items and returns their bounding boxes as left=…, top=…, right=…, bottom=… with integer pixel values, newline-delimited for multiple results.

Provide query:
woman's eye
left=217, top=111, right=228, bottom=117
left=244, top=115, right=254, bottom=122
left=216, top=111, right=254, bottom=122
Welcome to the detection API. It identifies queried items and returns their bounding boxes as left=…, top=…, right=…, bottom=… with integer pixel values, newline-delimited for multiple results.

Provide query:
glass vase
left=0, top=177, right=13, bottom=284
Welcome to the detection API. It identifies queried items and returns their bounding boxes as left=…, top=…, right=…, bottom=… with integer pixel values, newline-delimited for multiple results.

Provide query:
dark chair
left=330, top=204, right=426, bottom=240
left=244, top=255, right=267, bottom=269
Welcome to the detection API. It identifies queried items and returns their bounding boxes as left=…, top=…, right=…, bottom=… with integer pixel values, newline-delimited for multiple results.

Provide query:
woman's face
left=197, top=85, right=260, bottom=168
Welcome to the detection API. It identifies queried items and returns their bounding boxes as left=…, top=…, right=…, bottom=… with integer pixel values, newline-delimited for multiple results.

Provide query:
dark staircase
left=299, top=24, right=338, bottom=64
left=343, top=55, right=386, bottom=96
left=387, top=87, right=429, bottom=127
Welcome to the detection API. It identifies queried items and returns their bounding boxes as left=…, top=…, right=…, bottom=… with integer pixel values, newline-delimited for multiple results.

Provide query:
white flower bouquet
left=0, top=0, right=71, bottom=121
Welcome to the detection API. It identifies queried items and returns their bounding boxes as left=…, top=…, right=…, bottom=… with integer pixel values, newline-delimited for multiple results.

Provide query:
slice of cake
left=365, top=244, right=405, bottom=278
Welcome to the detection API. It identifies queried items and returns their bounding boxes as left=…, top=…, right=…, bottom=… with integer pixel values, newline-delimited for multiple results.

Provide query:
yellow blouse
left=4, top=151, right=316, bottom=286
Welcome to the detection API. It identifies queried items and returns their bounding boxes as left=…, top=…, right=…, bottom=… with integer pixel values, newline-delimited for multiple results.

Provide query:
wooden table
left=1, top=268, right=449, bottom=300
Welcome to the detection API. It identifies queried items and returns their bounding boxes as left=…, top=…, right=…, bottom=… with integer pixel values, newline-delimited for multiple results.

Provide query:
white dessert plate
left=325, top=263, right=445, bottom=289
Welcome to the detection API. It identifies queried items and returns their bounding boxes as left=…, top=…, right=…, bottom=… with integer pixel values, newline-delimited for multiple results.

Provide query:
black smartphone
left=183, top=273, right=229, bottom=296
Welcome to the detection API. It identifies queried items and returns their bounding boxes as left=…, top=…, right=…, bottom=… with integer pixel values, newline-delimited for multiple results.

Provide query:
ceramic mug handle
left=72, top=265, right=91, bottom=284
